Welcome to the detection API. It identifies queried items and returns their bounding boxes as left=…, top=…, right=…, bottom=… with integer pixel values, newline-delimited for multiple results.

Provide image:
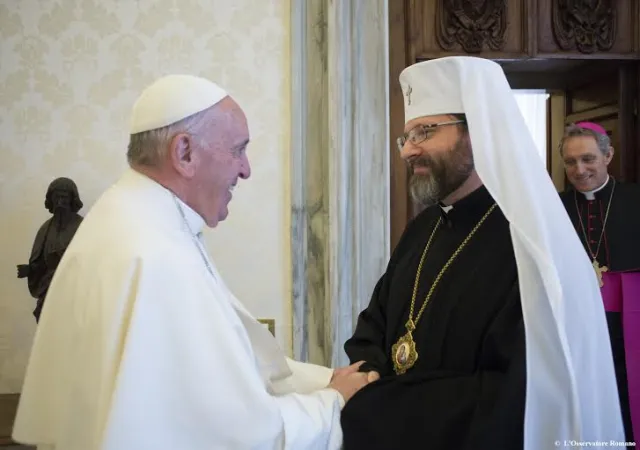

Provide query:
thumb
left=367, top=371, right=380, bottom=383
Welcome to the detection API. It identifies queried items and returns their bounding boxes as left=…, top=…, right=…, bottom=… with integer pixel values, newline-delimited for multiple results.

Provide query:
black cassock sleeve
left=343, top=273, right=393, bottom=375
left=340, top=283, right=526, bottom=450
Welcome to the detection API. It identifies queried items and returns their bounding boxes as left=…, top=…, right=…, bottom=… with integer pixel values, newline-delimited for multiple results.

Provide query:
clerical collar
left=439, top=203, right=453, bottom=213
left=437, top=185, right=495, bottom=227
left=578, top=176, right=611, bottom=201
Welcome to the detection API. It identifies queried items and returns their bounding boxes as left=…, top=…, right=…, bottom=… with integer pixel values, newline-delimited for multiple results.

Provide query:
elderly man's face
left=192, top=97, right=251, bottom=227
left=399, top=114, right=473, bottom=208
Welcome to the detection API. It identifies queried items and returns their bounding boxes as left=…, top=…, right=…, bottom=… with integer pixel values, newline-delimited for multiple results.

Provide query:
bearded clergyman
left=339, top=57, right=624, bottom=450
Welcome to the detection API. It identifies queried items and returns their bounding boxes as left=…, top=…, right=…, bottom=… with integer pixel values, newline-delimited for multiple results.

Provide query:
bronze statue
left=17, top=177, right=84, bottom=322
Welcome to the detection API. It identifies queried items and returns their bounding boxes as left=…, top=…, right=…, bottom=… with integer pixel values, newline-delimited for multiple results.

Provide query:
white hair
left=126, top=109, right=211, bottom=167
left=558, top=124, right=611, bottom=156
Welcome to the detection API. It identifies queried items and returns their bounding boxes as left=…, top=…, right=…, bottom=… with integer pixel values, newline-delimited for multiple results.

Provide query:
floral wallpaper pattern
left=0, top=0, right=291, bottom=392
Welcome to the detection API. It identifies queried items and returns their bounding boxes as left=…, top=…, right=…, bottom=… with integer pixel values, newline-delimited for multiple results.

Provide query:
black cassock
left=560, top=177, right=640, bottom=442
left=560, top=177, right=640, bottom=272
left=341, top=186, right=526, bottom=450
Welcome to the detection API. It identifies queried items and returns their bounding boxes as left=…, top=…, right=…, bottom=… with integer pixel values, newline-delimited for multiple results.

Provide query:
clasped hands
left=328, top=361, right=380, bottom=403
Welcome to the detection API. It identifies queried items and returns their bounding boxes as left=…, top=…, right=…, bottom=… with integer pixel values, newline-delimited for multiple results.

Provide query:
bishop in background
left=340, top=57, right=625, bottom=450
left=559, top=121, right=640, bottom=442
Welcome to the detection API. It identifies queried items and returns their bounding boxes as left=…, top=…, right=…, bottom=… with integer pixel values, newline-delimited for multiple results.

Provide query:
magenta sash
left=601, top=271, right=640, bottom=440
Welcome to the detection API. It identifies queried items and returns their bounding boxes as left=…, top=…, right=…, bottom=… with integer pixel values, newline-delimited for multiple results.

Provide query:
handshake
left=328, top=361, right=380, bottom=403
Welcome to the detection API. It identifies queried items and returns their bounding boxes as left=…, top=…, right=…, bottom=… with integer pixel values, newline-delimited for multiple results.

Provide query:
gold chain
left=405, top=203, right=498, bottom=333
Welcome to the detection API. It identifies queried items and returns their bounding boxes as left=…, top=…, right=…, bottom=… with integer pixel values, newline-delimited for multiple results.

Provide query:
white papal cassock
left=13, top=168, right=344, bottom=450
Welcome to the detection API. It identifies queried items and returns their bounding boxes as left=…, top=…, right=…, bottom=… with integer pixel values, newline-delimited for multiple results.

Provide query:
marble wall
left=291, top=0, right=390, bottom=367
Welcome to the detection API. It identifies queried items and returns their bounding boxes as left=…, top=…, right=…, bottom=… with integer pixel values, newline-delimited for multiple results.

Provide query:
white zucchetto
left=129, top=74, right=227, bottom=134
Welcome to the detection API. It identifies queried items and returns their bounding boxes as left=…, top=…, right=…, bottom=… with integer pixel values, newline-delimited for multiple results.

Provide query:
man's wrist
left=325, top=387, right=346, bottom=409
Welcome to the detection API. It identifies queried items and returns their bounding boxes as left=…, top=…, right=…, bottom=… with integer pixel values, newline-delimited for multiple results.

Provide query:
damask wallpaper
left=0, top=0, right=291, bottom=393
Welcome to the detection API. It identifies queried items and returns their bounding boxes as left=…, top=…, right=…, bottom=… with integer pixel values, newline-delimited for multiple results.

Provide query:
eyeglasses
left=396, top=119, right=466, bottom=151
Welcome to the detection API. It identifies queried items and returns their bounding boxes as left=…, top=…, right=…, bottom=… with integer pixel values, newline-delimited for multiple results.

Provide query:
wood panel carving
left=436, top=0, right=508, bottom=53
left=552, top=0, right=617, bottom=54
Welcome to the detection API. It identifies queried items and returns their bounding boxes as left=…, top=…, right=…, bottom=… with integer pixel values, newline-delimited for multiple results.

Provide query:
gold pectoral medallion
left=392, top=327, right=419, bottom=375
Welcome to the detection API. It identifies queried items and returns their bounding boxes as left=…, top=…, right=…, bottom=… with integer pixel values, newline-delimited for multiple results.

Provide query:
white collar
left=580, top=175, right=610, bottom=201
left=439, top=203, right=454, bottom=213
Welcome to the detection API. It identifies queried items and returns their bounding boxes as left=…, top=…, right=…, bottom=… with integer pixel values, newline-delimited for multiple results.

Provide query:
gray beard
left=409, top=138, right=474, bottom=209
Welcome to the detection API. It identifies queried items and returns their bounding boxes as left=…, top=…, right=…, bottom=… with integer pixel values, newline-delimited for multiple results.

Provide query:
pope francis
left=12, top=75, right=376, bottom=450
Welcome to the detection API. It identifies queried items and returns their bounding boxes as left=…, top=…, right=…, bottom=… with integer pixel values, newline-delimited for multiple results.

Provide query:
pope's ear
left=169, top=133, right=197, bottom=178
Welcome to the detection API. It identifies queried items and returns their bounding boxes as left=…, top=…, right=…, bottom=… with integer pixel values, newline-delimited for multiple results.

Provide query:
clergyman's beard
left=409, top=138, right=474, bottom=209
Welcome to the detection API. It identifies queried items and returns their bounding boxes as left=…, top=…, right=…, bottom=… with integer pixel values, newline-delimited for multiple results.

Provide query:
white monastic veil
left=399, top=57, right=625, bottom=449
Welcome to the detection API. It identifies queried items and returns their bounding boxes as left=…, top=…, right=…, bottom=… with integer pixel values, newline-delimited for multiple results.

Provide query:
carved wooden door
left=389, top=0, right=640, bottom=250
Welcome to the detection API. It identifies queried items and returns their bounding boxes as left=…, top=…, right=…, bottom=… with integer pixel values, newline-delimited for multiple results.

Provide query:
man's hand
left=329, top=361, right=380, bottom=403
left=331, top=361, right=364, bottom=381
left=17, top=264, right=30, bottom=278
